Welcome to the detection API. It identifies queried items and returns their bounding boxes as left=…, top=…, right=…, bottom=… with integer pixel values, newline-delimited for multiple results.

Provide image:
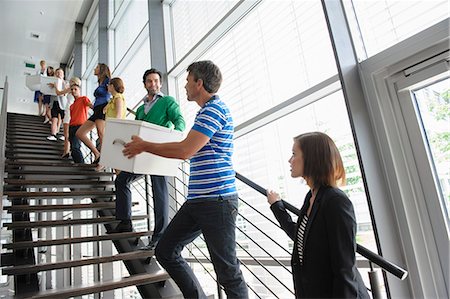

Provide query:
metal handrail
left=0, top=77, right=9, bottom=214
left=235, top=171, right=409, bottom=280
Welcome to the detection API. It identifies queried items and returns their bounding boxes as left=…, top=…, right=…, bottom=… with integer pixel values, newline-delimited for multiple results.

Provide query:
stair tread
left=5, top=169, right=113, bottom=175
left=4, top=178, right=114, bottom=186
left=4, top=201, right=138, bottom=212
left=5, top=190, right=116, bottom=198
left=27, top=272, right=169, bottom=299
left=3, top=215, right=148, bottom=229
left=2, top=250, right=155, bottom=275
left=5, top=160, right=95, bottom=167
left=3, top=230, right=152, bottom=249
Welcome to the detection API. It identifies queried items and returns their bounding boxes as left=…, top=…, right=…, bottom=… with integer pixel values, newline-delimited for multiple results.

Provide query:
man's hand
left=123, top=135, right=148, bottom=159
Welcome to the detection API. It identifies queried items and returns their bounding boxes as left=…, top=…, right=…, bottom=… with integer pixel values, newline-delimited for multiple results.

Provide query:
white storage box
left=40, top=77, right=61, bottom=96
left=101, top=119, right=184, bottom=175
left=25, top=74, right=42, bottom=91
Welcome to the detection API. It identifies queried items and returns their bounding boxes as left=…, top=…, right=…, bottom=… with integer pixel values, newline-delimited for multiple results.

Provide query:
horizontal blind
left=176, top=0, right=336, bottom=128
left=346, top=0, right=449, bottom=59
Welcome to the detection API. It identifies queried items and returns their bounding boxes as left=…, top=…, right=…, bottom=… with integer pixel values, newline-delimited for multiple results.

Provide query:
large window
left=116, top=38, right=151, bottom=113
left=175, top=0, right=337, bottom=129
left=170, top=1, right=376, bottom=297
left=113, top=0, right=148, bottom=66
left=170, top=0, right=238, bottom=62
left=344, top=0, right=449, bottom=60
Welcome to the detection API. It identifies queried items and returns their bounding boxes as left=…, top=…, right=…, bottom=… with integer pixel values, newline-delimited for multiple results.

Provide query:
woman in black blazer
left=267, top=132, right=369, bottom=298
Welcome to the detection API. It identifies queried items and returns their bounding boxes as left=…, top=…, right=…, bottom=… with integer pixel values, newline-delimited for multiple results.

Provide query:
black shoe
left=139, top=241, right=157, bottom=251
left=107, top=220, right=132, bottom=234
left=61, top=153, right=71, bottom=159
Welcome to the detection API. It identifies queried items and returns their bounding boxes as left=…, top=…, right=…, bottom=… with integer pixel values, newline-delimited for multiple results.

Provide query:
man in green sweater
left=109, top=69, right=185, bottom=252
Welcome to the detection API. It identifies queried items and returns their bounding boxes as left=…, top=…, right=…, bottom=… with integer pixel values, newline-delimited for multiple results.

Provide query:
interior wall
left=0, top=52, right=58, bottom=116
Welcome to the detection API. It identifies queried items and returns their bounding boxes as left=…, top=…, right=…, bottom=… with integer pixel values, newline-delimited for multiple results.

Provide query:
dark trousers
left=155, top=195, right=248, bottom=299
left=115, top=171, right=169, bottom=243
left=69, top=125, right=83, bottom=163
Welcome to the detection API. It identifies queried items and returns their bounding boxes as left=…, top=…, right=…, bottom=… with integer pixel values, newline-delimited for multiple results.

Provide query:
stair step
left=3, top=215, right=148, bottom=230
left=27, top=272, right=169, bottom=299
left=5, top=160, right=95, bottom=168
left=6, top=148, right=62, bottom=154
left=3, top=231, right=152, bottom=249
left=4, top=179, right=114, bottom=187
left=6, top=128, right=54, bottom=138
left=2, top=250, right=155, bottom=275
left=6, top=139, right=64, bottom=147
left=4, top=202, right=134, bottom=212
left=6, top=154, right=65, bottom=161
left=5, top=169, right=113, bottom=176
left=4, top=190, right=116, bottom=199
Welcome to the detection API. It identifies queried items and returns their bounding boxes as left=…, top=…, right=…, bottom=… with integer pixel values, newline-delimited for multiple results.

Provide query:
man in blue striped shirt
left=123, top=60, right=248, bottom=298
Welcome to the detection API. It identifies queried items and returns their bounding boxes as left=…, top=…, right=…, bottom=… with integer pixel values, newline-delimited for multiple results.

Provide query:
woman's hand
left=47, top=83, right=55, bottom=88
left=267, top=189, right=281, bottom=205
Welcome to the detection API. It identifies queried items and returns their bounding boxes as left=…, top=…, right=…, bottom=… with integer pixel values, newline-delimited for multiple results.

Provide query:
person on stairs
left=96, top=77, right=127, bottom=171
left=76, top=63, right=111, bottom=164
left=108, top=68, right=185, bottom=250
left=67, top=77, right=91, bottom=164
left=122, top=61, right=248, bottom=298
left=46, top=68, right=70, bottom=141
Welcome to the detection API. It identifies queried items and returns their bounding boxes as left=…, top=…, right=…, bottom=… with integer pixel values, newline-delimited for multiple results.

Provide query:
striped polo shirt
left=188, top=95, right=237, bottom=199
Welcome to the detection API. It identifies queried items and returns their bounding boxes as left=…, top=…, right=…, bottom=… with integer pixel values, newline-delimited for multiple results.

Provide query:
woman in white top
left=46, top=68, right=70, bottom=141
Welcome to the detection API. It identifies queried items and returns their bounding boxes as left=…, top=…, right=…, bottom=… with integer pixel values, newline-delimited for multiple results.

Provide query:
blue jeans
left=115, top=171, right=169, bottom=243
left=155, top=195, right=248, bottom=299
left=69, top=125, right=83, bottom=163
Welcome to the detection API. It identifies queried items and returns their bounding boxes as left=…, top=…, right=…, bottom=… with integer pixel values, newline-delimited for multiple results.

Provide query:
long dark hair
left=97, top=63, right=111, bottom=84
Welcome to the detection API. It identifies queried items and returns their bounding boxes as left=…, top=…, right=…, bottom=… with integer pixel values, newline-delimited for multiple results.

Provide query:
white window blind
left=170, top=0, right=239, bottom=62
left=176, top=0, right=336, bottom=128
left=114, top=0, right=148, bottom=65
left=345, top=0, right=449, bottom=60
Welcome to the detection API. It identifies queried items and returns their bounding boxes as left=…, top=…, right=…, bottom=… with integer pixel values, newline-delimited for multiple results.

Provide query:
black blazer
left=271, top=186, right=370, bottom=299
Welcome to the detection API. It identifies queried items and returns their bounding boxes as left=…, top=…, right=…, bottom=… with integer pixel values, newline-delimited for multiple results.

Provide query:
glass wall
left=169, top=0, right=375, bottom=297
left=344, top=0, right=449, bottom=60
left=113, top=0, right=148, bottom=67
left=170, top=0, right=238, bottom=62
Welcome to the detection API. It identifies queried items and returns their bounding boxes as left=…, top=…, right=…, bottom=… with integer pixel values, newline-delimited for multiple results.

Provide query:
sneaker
left=43, top=118, right=50, bottom=124
left=46, top=135, right=57, bottom=141
left=58, top=135, right=65, bottom=141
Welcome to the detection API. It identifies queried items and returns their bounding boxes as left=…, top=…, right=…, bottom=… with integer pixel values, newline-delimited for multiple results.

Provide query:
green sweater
left=135, top=95, right=185, bottom=131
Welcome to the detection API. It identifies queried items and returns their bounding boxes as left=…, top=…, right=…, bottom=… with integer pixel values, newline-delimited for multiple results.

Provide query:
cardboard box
left=101, top=119, right=184, bottom=175
left=40, top=77, right=62, bottom=96
left=25, top=74, right=42, bottom=91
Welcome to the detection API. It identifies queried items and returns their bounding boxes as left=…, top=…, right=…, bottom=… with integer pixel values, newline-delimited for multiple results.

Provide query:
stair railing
left=0, top=76, right=9, bottom=211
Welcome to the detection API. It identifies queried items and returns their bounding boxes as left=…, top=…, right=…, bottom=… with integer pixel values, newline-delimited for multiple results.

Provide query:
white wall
left=0, top=52, right=58, bottom=115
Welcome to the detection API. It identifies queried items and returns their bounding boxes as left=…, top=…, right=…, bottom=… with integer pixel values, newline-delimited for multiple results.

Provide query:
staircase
left=1, top=113, right=180, bottom=298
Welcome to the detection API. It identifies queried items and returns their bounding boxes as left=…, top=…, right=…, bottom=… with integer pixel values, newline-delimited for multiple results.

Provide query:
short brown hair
left=294, top=132, right=346, bottom=188
left=109, top=77, right=125, bottom=93
left=187, top=60, right=222, bottom=93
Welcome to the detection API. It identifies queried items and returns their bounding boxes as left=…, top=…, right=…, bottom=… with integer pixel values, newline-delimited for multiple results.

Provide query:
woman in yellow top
left=98, top=77, right=126, bottom=172
left=104, top=77, right=126, bottom=119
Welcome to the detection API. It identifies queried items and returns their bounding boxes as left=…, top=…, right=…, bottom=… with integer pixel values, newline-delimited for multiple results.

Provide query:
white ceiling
left=0, top=0, right=93, bottom=64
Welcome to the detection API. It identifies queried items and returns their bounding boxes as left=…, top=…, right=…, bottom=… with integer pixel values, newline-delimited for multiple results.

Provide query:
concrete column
left=98, top=0, right=111, bottom=66
left=148, top=0, right=168, bottom=93
left=74, top=22, right=83, bottom=79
